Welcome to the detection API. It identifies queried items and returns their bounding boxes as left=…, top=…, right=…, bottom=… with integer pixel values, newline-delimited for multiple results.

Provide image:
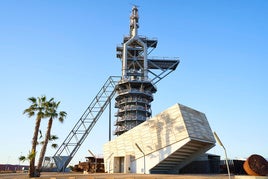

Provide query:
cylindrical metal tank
left=243, top=154, right=268, bottom=176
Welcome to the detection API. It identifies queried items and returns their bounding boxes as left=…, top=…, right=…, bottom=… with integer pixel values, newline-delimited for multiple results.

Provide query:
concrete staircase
left=150, top=139, right=214, bottom=174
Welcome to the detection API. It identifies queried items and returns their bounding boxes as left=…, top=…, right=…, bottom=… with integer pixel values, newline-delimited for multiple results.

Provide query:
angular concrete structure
left=104, top=103, right=216, bottom=174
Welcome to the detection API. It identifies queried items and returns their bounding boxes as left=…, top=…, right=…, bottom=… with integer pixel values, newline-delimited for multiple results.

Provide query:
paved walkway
left=0, top=173, right=268, bottom=179
left=0, top=172, right=234, bottom=179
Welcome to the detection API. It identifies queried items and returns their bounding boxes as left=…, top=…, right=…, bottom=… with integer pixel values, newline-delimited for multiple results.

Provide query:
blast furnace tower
left=50, top=6, right=179, bottom=172
left=114, top=6, right=179, bottom=135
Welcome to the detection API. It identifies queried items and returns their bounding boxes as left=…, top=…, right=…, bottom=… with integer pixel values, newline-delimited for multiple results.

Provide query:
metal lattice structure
left=53, top=76, right=120, bottom=172
left=114, top=6, right=179, bottom=135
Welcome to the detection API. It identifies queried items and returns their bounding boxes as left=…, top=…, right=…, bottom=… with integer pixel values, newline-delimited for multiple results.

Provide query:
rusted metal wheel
left=243, top=154, right=268, bottom=176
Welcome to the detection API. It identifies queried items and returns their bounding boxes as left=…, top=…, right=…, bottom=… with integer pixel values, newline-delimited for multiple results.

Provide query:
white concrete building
left=104, top=103, right=215, bottom=174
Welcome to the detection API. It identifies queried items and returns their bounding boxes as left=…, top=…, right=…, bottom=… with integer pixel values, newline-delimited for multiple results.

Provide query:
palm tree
left=23, top=96, right=51, bottom=177
left=37, top=100, right=67, bottom=172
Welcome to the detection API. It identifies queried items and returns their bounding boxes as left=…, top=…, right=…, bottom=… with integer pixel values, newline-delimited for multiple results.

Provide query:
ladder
left=53, top=76, right=121, bottom=172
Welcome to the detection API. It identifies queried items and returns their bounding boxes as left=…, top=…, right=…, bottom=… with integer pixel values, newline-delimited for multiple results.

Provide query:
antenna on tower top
left=130, top=5, right=139, bottom=37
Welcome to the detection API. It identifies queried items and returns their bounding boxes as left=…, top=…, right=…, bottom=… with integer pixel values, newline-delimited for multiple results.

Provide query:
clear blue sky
left=0, top=0, right=267, bottom=166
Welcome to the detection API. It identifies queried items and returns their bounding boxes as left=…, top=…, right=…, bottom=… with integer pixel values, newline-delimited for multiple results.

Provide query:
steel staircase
left=53, top=76, right=121, bottom=172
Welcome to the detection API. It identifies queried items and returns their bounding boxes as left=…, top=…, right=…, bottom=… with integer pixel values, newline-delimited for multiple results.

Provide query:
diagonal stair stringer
left=53, top=76, right=121, bottom=172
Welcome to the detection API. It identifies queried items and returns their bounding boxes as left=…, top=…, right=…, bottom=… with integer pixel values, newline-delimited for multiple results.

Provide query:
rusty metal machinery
left=243, top=154, right=268, bottom=176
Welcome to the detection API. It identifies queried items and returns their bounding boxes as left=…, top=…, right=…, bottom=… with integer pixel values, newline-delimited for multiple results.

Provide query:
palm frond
left=49, top=135, right=59, bottom=141
left=23, top=104, right=37, bottom=117
left=56, top=101, right=60, bottom=107
left=28, top=97, right=37, bottom=104
left=39, top=130, right=43, bottom=139
left=51, top=143, right=58, bottom=149
left=23, top=109, right=35, bottom=117
left=19, top=155, right=26, bottom=162
left=28, top=150, right=36, bottom=160
left=59, top=111, right=67, bottom=123
left=40, top=95, right=46, bottom=103
left=59, top=111, right=67, bottom=117
left=48, top=98, right=54, bottom=103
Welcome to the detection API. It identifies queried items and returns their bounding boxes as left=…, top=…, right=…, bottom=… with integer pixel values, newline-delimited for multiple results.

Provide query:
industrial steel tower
left=114, top=6, right=179, bottom=135
left=52, top=6, right=179, bottom=171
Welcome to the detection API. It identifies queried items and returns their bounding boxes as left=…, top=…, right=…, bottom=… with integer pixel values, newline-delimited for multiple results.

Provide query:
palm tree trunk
left=37, top=117, right=53, bottom=171
left=29, top=116, right=42, bottom=177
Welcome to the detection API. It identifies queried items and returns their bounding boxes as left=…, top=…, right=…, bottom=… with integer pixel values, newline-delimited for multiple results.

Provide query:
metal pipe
left=109, top=97, right=111, bottom=141
left=135, top=143, right=145, bottom=174
left=143, top=44, right=148, bottom=80
left=122, top=43, right=127, bottom=78
left=214, top=132, right=231, bottom=179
